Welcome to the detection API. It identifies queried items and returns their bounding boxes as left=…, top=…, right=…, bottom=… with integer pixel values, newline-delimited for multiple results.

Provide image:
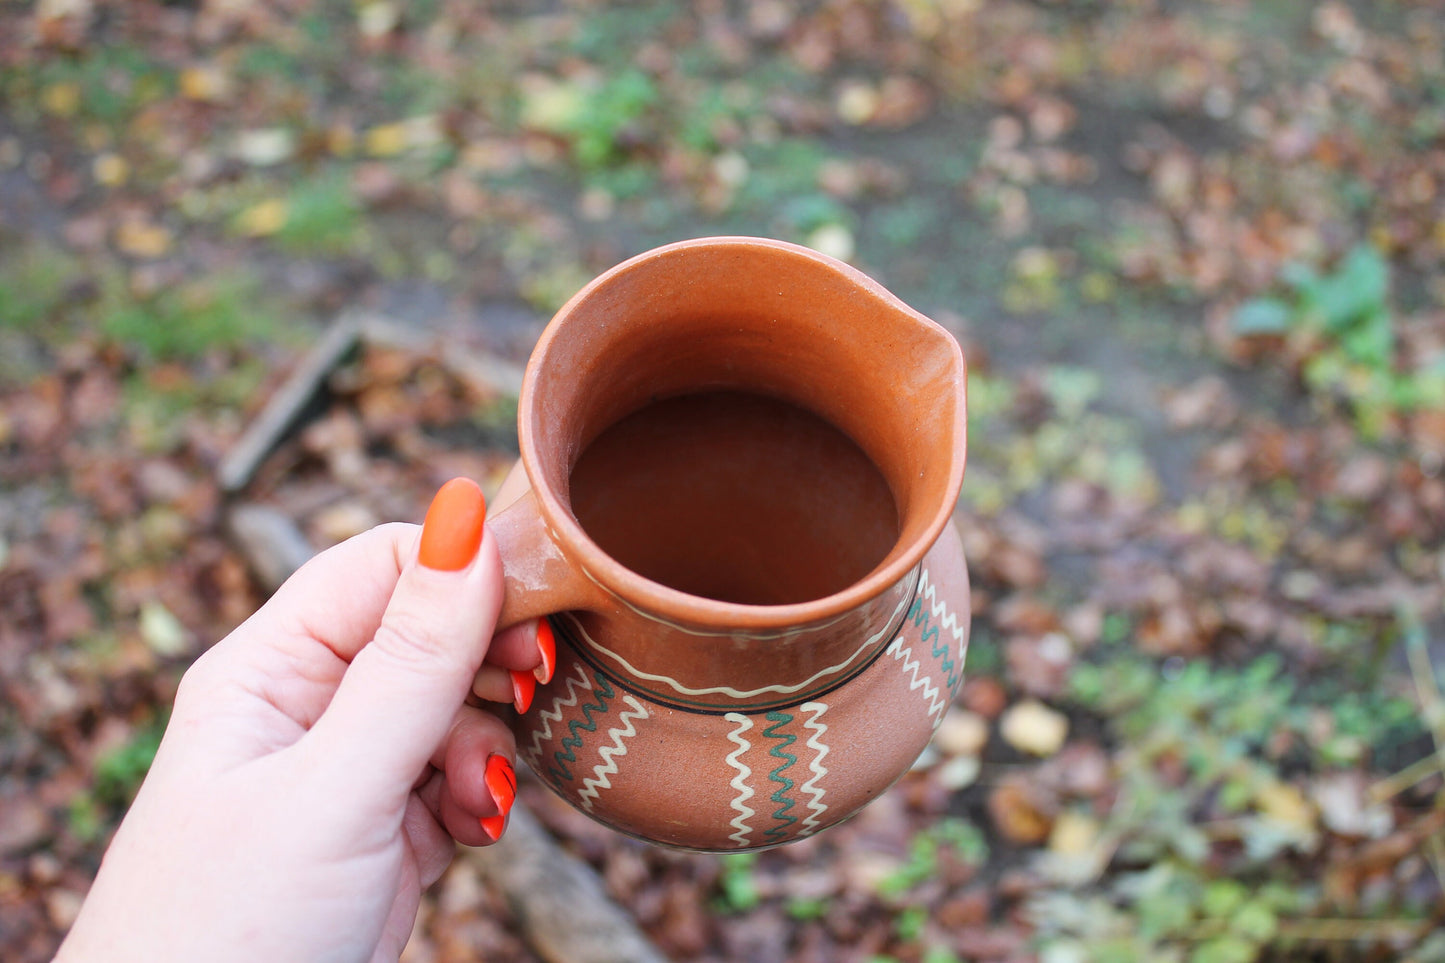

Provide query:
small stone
left=1000, top=699, right=1069, bottom=757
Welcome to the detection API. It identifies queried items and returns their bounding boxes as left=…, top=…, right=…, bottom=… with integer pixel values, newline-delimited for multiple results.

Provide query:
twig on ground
left=218, top=314, right=363, bottom=493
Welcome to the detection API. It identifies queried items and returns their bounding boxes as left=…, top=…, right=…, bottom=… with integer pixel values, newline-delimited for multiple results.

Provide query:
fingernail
left=418, top=478, right=486, bottom=571
left=533, top=619, right=556, bottom=684
left=511, top=669, right=535, bottom=714
left=480, top=814, right=507, bottom=842
left=484, top=754, right=516, bottom=817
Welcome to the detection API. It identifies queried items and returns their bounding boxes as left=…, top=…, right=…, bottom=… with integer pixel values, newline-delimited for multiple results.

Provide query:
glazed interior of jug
left=520, top=237, right=965, bottom=620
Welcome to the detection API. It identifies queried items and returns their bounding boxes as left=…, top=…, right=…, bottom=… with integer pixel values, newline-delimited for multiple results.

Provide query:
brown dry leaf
left=1006, top=632, right=1073, bottom=697
left=960, top=676, right=1007, bottom=719
left=1331, top=454, right=1391, bottom=502
left=0, top=796, right=50, bottom=856
left=988, top=776, right=1056, bottom=845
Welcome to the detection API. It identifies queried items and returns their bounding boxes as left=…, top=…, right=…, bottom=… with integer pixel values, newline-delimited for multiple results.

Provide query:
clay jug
left=487, top=236, right=969, bottom=852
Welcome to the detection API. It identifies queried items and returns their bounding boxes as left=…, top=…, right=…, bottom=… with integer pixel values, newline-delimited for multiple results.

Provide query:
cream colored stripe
left=560, top=580, right=913, bottom=699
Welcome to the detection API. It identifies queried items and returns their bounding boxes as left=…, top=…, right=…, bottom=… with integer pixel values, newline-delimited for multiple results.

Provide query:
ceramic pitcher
left=486, top=236, right=969, bottom=851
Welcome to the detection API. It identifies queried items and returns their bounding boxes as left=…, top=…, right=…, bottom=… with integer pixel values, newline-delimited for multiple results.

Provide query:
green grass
left=100, top=271, right=286, bottom=361
left=0, top=243, right=81, bottom=332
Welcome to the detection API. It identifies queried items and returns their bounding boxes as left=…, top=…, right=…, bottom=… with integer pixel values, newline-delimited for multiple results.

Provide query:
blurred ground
left=2, top=1, right=1445, bottom=961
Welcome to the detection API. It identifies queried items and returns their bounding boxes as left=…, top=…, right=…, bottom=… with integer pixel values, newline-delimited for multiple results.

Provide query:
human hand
left=57, top=478, right=553, bottom=963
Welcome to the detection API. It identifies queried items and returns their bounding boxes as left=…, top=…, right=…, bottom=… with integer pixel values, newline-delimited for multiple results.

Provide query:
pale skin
left=57, top=469, right=540, bottom=963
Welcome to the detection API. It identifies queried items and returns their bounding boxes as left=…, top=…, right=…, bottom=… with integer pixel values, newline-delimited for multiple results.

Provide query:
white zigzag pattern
left=526, top=663, right=592, bottom=768
left=798, top=702, right=830, bottom=835
left=887, top=631, right=948, bottom=721
left=723, top=712, right=756, bottom=847
left=577, top=695, right=649, bottom=811
left=918, top=568, right=967, bottom=668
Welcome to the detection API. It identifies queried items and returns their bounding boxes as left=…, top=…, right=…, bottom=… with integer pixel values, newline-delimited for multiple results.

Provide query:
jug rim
left=517, top=235, right=967, bottom=630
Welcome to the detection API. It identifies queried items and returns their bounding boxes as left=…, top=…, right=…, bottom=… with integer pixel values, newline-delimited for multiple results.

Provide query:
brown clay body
left=488, top=237, right=969, bottom=851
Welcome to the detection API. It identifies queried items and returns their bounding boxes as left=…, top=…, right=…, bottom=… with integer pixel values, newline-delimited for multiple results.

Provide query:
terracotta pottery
left=488, top=236, right=969, bottom=852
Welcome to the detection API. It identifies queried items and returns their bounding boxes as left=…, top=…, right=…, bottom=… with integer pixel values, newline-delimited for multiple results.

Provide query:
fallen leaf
left=234, top=198, right=289, bottom=237
left=0, top=795, right=49, bottom=855
left=935, top=708, right=989, bottom=758
left=988, top=775, right=1055, bottom=844
left=1048, top=810, right=1100, bottom=855
left=1314, top=773, right=1393, bottom=839
left=139, top=599, right=191, bottom=657
left=1000, top=699, right=1069, bottom=757
left=835, top=80, right=878, bottom=125
left=41, top=82, right=81, bottom=116
left=234, top=128, right=296, bottom=167
left=115, top=220, right=173, bottom=258
left=312, top=500, right=380, bottom=544
left=1256, top=780, right=1316, bottom=833
left=806, top=223, right=854, bottom=262
left=92, top=153, right=128, bottom=186
left=365, top=123, right=410, bottom=157
left=179, top=65, right=231, bottom=102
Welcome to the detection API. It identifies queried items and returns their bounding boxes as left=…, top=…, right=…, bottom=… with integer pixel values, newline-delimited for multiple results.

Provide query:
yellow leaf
left=1048, top=811, right=1101, bottom=856
left=234, top=198, right=289, bottom=237
left=115, top=221, right=172, bottom=258
left=92, top=153, right=128, bottom=187
left=1257, top=781, right=1316, bottom=832
left=179, top=65, right=230, bottom=102
left=1000, top=699, right=1069, bottom=757
left=836, top=81, right=878, bottom=125
left=357, top=0, right=399, bottom=37
left=42, top=82, right=81, bottom=117
left=364, top=123, right=409, bottom=157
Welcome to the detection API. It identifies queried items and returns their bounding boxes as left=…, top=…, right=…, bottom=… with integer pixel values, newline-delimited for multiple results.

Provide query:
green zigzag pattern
left=548, top=673, right=616, bottom=784
left=762, top=710, right=797, bottom=842
left=909, top=594, right=960, bottom=691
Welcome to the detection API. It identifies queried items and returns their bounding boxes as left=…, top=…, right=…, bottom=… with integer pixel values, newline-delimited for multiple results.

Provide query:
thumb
left=305, top=478, right=503, bottom=802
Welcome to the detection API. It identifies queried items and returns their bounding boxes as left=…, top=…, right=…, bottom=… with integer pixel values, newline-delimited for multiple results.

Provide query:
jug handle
left=488, top=484, right=605, bottom=629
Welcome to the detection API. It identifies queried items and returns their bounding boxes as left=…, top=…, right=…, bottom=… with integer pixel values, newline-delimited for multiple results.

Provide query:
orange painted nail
left=418, top=478, right=486, bottom=571
left=533, top=619, right=556, bottom=684
left=480, top=813, right=506, bottom=842
left=511, top=669, right=535, bottom=714
left=484, top=754, right=516, bottom=817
